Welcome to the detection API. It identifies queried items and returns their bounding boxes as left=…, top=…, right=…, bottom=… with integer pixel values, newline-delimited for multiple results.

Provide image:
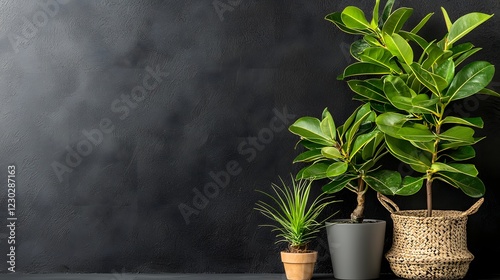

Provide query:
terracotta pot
left=280, top=251, right=318, bottom=280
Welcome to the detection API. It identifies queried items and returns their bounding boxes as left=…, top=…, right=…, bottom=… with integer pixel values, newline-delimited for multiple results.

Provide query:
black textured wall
left=0, top=0, right=499, bottom=277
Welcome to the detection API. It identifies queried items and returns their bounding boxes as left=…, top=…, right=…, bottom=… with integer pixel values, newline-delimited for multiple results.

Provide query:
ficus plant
left=288, top=103, right=420, bottom=222
left=327, top=0, right=499, bottom=216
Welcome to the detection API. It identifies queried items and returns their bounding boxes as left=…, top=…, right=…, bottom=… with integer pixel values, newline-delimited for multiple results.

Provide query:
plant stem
left=350, top=176, right=365, bottom=223
left=426, top=175, right=433, bottom=217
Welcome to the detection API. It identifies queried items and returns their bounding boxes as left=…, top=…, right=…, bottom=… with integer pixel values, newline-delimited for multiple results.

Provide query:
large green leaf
left=385, top=135, right=431, bottom=172
left=348, top=79, right=388, bottom=103
left=382, top=7, right=413, bottom=35
left=439, top=126, right=475, bottom=143
left=359, top=47, right=401, bottom=72
left=346, top=103, right=373, bottom=151
left=296, top=163, right=329, bottom=180
left=321, top=108, right=337, bottom=140
left=342, top=62, right=392, bottom=78
left=447, top=12, right=494, bottom=47
left=293, top=149, right=324, bottom=163
left=441, top=116, right=483, bottom=128
left=399, top=31, right=430, bottom=50
left=454, top=48, right=482, bottom=67
left=445, top=61, right=495, bottom=103
left=321, top=147, right=342, bottom=159
left=364, top=170, right=424, bottom=195
left=435, top=59, right=455, bottom=86
left=371, top=0, right=380, bottom=28
left=380, top=0, right=395, bottom=26
left=326, top=162, right=349, bottom=177
left=409, top=63, right=448, bottom=96
left=376, top=112, right=408, bottom=137
left=435, top=172, right=485, bottom=197
left=432, top=162, right=478, bottom=177
left=441, top=7, right=452, bottom=31
left=341, top=6, right=373, bottom=30
left=350, top=130, right=380, bottom=160
left=410, top=12, right=434, bottom=34
left=439, top=146, right=475, bottom=161
left=325, top=12, right=371, bottom=35
left=289, top=117, right=335, bottom=146
left=350, top=40, right=372, bottom=60
left=322, top=174, right=357, bottom=193
left=384, top=33, right=413, bottom=65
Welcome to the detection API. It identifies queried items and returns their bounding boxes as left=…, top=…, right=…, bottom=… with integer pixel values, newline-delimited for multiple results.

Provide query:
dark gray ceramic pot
left=325, top=219, right=386, bottom=280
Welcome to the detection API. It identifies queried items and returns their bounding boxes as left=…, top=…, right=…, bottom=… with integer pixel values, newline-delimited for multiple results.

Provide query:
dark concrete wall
left=0, top=0, right=499, bottom=277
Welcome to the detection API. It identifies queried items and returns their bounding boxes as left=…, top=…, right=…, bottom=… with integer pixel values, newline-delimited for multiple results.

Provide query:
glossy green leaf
left=350, top=130, right=380, bottom=160
left=399, top=31, right=430, bottom=50
left=376, top=112, right=408, bottom=137
left=346, top=104, right=373, bottom=150
left=289, top=117, right=335, bottom=146
left=441, top=116, right=483, bottom=128
left=435, top=59, right=455, bottom=85
left=439, top=126, right=475, bottom=143
left=384, top=33, right=413, bottom=65
left=422, top=43, right=452, bottom=70
left=297, top=163, right=329, bottom=180
left=450, top=43, right=474, bottom=58
left=441, top=7, right=452, bottom=32
left=322, top=175, right=357, bottom=193
left=371, top=0, right=380, bottom=28
left=325, top=12, right=371, bottom=35
left=445, top=61, right=495, bottom=103
left=385, top=135, right=431, bottom=172
left=380, top=0, right=395, bottom=26
left=439, top=145, right=475, bottom=161
left=342, top=62, right=392, bottom=78
left=348, top=79, right=388, bottom=103
left=410, top=140, right=435, bottom=153
left=454, top=47, right=482, bottom=67
left=365, top=170, right=424, bottom=195
left=293, top=150, right=323, bottom=163
left=447, top=12, right=494, bottom=47
left=439, top=136, right=484, bottom=151
left=342, top=6, right=372, bottom=30
left=360, top=47, right=401, bottom=72
left=326, top=162, right=349, bottom=177
left=350, top=39, right=372, bottom=61
left=409, top=63, right=448, bottom=95
left=321, top=108, right=336, bottom=140
left=321, top=147, right=342, bottom=159
left=435, top=172, right=485, bottom=197
left=410, top=12, right=434, bottom=34
left=478, top=87, right=500, bottom=98
left=432, top=162, right=478, bottom=177
left=382, top=7, right=413, bottom=35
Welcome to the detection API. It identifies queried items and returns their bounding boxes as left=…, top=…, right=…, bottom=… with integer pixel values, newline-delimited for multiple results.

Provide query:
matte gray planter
left=325, top=219, right=386, bottom=280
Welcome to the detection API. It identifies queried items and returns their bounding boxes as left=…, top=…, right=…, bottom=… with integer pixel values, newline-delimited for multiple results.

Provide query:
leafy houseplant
left=288, top=100, right=400, bottom=280
left=254, top=175, right=339, bottom=280
left=328, top=0, right=498, bottom=278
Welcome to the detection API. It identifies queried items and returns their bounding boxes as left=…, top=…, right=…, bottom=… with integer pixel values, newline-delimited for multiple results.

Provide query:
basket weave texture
left=378, top=194, right=483, bottom=280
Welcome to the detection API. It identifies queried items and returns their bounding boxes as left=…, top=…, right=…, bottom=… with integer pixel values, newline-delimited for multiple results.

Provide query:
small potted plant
left=254, top=175, right=339, bottom=280
left=289, top=102, right=418, bottom=279
left=329, top=0, right=498, bottom=278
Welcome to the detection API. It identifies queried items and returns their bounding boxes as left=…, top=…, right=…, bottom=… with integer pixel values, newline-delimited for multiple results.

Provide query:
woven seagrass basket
left=378, top=193, right=483, bottom=280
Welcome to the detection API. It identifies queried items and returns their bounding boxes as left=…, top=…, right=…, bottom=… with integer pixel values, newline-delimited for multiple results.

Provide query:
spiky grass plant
left=255, top=175, right=340, bottom=253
